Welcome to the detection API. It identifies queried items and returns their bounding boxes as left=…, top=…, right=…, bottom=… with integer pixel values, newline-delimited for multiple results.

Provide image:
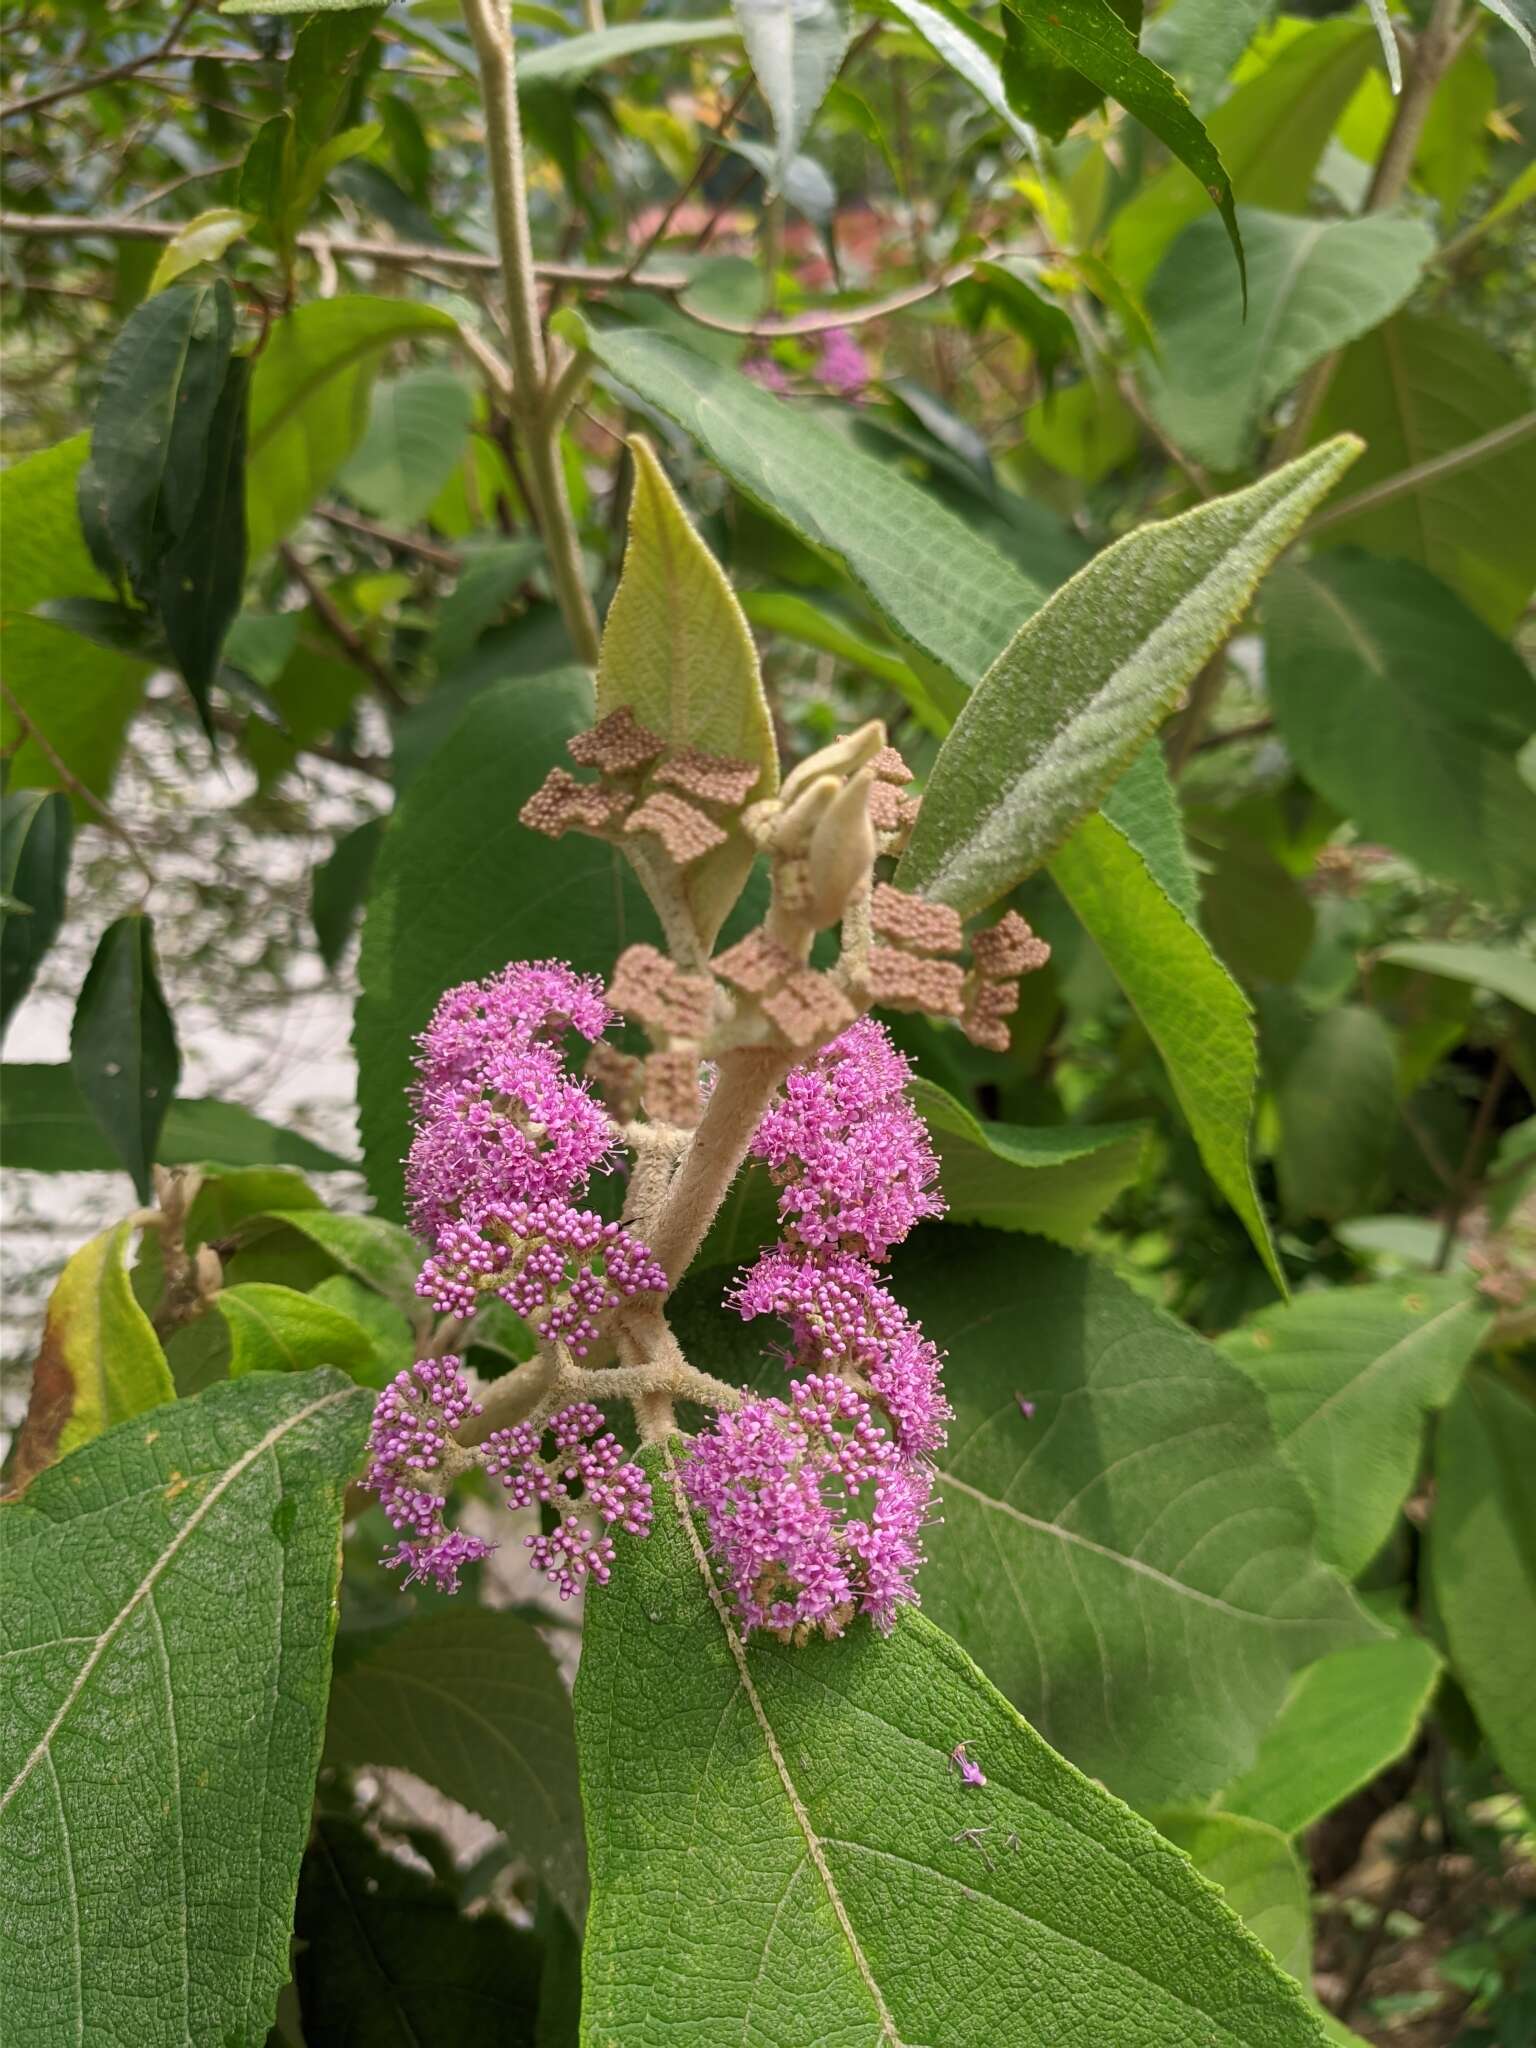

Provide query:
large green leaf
left=1100, top=742, right=1201, bottom=921
left=896, top=436, right=1360, bottom=914
left=597, top=437, right=778, bottom=947
left=0, top=1371, right=372, bottom=2048
left=1376, top=941, right=1536, bottom=1019
left=1311, top=313, right=1536, bottom=633
left=735, top=0, right=850, bottom=190
left=1143, top=210, right=1431, bottom=471
left=516, top=16, right=740, bottom=87
left=6, top=1218, right=173, bottom=1492
left=575, top=1438, right=1330, bottom=2047
left=1153, top=1810, right=1312, bottom=1986
left=337, top=367, right=475, bottom=528
left=1142, top=0, right=1276, bottom=107
left=0, top=437, right=151, bottom=805
left=1428, top=1369, right=1536, bottom=1807
left=69, top=913, right=181, bottom=1201
left=0, top=1063, right=353, bottom=1173
left=1266, top=1002, right=1398, bottom=1225
left=325, top=1609, right=587, bottom=1920
left=217, top=1281, right=380, bottom=1383
left=246, top=297, right=461, bottom=559
left=1051, top=809, right=1279, bottom=1284
left=0, top=792, right=73, bottom=1033
left=354, top=669, right=656, bottom=1216
left=1221, top=1275, right=1484, bottom=1579
left=156, top=352, right=250, bottom=723
left=257, top=1208, right=420, bottom=1310
left=1215, top=1632, right=1443, bottom=1837
left=1000, top=0, right=1142, bottom=142
left=1262, top=553, right=1536, bottom=911
left=580, top=322, right=1045, bottom=688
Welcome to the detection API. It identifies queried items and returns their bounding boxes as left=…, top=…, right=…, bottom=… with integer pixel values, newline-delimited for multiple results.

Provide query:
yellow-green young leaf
left=216, top=1281, right=381, bottom=1384
left=7, top=1219, right=173, bottom=1491
left=1222, top=1275, right=1485, bottom=1578
left=1215, top=1632, right=1443, bottom=1837
left=0, top=1371, right=371, bottom=2048
left=575, top=1439, right=1331, bottom=2048
left=598, top=436, right=778, bottom=947
left=1153, top=1810, right=1313, bottom=1986
left=255, top=1209, right=421, bottom=1310
left=896, top=436, right=1361, bottom=917
left=1051, top=810, right=1281, bottom=1286
left=1428, top=1369, right=1536, bottom=1808
left=148, top=207, right=254, bottom=295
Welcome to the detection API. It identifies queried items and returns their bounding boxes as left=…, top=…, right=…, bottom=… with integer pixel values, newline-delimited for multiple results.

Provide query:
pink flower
left=814, top=326, right=870, bottom=396
left=416, top=1198, right=667, bottom=1352
left=744, top=354, right=791, bottom=394
left=484, top=1400, right=653, bottom=1600
left=365, top=1357, right=494, bottom=1592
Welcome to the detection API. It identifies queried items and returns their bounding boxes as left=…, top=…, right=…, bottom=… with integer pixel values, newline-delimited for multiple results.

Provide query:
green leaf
left=155, top=353, right=250, bottom=723
left=1001, top=0, right=1143, bottom=143
left=1142, top=0, right=1276, bottom=108
left=259, top=1208, right=420, bottom=1309
left=0, top=1370, right=372, bottom=2047
left=1267, top=1002, right=1398, bottom=1225
left=1472, top=0, right=1535, bottom=61
left=581, top=321, right=1045, bottom=688
left=1, top=791, right=73, bottom=1033
left=355, top=668, right=655, bottom=1215
left=884, top=0, right=1035, bottom=144
left=1221, top=1274, right=1485, bottom=1578
left=89, top=278, right=235, bottom=591
left=999, top=0, right=1246, bottom=295
left=896, top=436, right=1361, bottom=914
left=515, top=15, right=740, bottom=87
left=740, top=588, right=946, bottom=729
left=576, top=1437, right=1329, bottom=2045
left=955, top=258, right=1079, bottom=389
left=1311, top=313, right=1536, bottom=633
left=0, top=1064, right=353, bottom=1174
left=1195, top=823, right=1315, bottom=989
left=147, top=207, right=253, bottom=295
left=6, top=1218, right=173, bottom=1492
left=1153, top=1810, right=1312, bottom=1986
left=1215, top=1632, right=1443, bottom=1836
left=246, top=297, right=461, bottom=560
left=294, top=1816, right=543, bottom=2045
left=1428, top=1369, right=1536, bottom=1806
left=432, top=538, right=545, bottom=668
left=1263, top=553, right=1536, bottom=909
left=69, top=914, right=181, bottom=1201
left=1376, top=941, right=1536, bottom=1018
left=216, top=1282, right=380, bottom=1383
left=338, top=367, right=476, bottom=528
left=1143, top=209, right=1431, bottom=471
left=1101, top=741, right=1200, bottom=922
left=907, top=1078, right=1146, bottom=1241
left=597, top=436, right=778, bottom=947
left=325, top=1609, right=587, bottom=1921
left=311, top=815, right=385, bottom=973
left=735, top=0, right=850, bottom=190
left=1053, top=810, right=1280, bottom=1282
left=891, top=1231, right=1374, bottom=1803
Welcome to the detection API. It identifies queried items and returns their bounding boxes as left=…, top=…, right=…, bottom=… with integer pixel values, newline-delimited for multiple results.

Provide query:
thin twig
left=1433, top=1040, right=1513, bottom=1271
left=0, top=679, right=156, bottom=887
left=317, top=504, right=463, bottom=571
left=1, top=0, right=197, bottom=121
left=279, top=544, right=410, bottom=713
left=620, top=71, right=752, bottom=284
left=1192, top=716, right=1274, bottom=755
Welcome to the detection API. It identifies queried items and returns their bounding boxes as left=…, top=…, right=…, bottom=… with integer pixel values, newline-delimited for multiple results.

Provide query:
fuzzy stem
left=645, top=1047, right=791, bottom=1285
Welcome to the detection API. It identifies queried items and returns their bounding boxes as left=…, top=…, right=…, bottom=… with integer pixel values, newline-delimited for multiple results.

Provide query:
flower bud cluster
left=365, top=1357, right=495, bottom=1593
left=484, top=1401, right=654, bottom=1600
left=416, top=1197, right=667, bottom=1351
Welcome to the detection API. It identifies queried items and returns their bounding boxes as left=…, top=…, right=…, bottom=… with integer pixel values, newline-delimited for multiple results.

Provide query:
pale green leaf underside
left=1222, top=1275, right=1484, bottom=1579
left=0, top=1371, right=371, bottom=2048
left=735, top=0, right=851, bottom=189
left=575, top=1440, right=1327, bottom=2048
left=1376, top=939, right=1536, bottom=1018
left=897, top=435, right=1361, bottom=916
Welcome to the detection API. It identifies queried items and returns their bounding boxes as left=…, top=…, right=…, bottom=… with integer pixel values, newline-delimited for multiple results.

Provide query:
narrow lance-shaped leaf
left=885, top=0, right=1036, bottom=146
left=575, top=1439, right=1331, bottom=2047
left=1001, top=0, right=1142, bottom=142
left=896, top=435, right=1361, bottom=916
left=7, top=1217, right=174, bottom=1493
left=156, top=353, right=250, bottom=731
left=69, top=913, right=181, bottom=1201
left=0, top=791, right=73, bottom=1033
left=734, top=0, right=851, bottom=191
left=0, top=1371, right=373, bottom=2048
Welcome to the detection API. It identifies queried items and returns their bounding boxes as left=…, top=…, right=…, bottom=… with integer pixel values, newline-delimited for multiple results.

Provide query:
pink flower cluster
left=365, top=1357, right=495, bottom=1592
left=686, top=1021, right=949, bottom=1639
left=484, top=1401, right=653, bottom=1600
left=417, top=1197, right=666, bottom=1351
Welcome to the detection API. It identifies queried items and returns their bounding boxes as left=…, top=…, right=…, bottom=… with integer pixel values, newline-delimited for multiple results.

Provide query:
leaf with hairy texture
left=355, top=669, right=658, bottom=1216
left=735, top=0, right=850, bottom=191
left=885, top=0, right=1035, bottom=144
left=1, top=792, right=73, bottom=1033
left=0, top=1064, right=353, bottom=1174
left=597, top=437, right=778, bottom=947
left=245, top=297, right=461, bottom=559
left=999, top=0, right=1245, bottom=292
left=896, top=437, right=1360, bottom=915
left=6, top=1219, right=173, bottom=1494
left=1266, top=1002, right=1398, bottom=1225
left=1101, top=742, right=1200, bottom=921
left=216, top=1282, right=381, bottom=1385
left=1154, top=1811, right=1312, bottom=1985
left=0, top=1371, right=372, bottom=2048
left=575, top=1438, right=1331, bottom=2047
left=147, top=208, right=253, bottom=295
left=1215, top=1632, right=1443, bottom=1836
left=908, top=1079, right=1146, bottom=1241
left=1221, top=1275, right=1484, bottom=1578
left=1377, top=941, right=1536, bottom=1018
left=1263, top=553, right=1536, bottom=910
left=1142, top=0, right=1276, bottom=107
left=294, top=1817, right=544, bottom=2045
left=338, top=368, right=476, bottom=528
left=1472, top=0, right=1535, bottom=61
left=579, top=321, right=1045, bottom=688
left=1052, top=810, right=1280, bottom=1282
left=1311, top=312, right=1536, bottom=633
left=1143, top=210, right=1431, bottom=470
left=69, top=914, right=181, bottom=1201
left=325, top=1610, right=587, bottom=1921
left=1429, top=1370, right=1536, bottom=1807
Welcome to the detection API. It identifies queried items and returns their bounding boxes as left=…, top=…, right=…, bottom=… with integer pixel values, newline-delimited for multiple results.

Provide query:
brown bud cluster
left=713, top=928, right=853, bottom=1049
left=961, top=909, right=1051, bottom=1051
left=608, top=944, right=716, bottom=1041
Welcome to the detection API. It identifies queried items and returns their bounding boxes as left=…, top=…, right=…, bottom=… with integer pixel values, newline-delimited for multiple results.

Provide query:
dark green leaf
left=156, top=354, right=250, bottom=727
left=1001, top=0, right=1142, bottom=142
left=0, top=1370, right=372, bottom=2047
left=69, top=914, right=181, bottom=1200
left=0, top=1064, right=354, bottom=1173
left=311, top=815, right=385, bottom=973
left=1267, top=1001, right=1398, bottom=1225
left=885, top=0, right=1034, bottom=144
left=259, top=1208, right=420, bottom=1308
left=954, top=259, right=1077, bottom=388
left=0, top=791, right=73, bottom=1033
